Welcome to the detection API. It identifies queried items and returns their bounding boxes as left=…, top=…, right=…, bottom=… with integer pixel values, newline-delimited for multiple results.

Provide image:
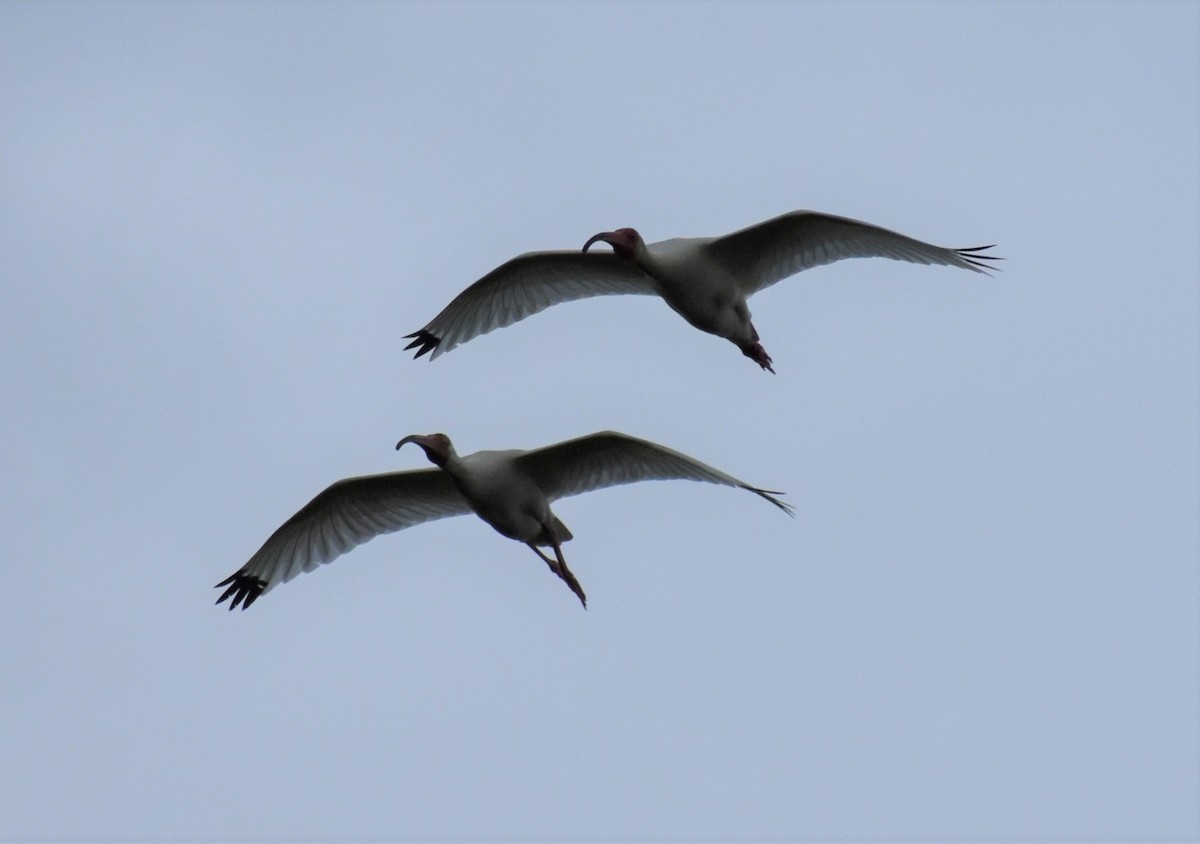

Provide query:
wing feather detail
left=706, top=211, right=1002, bottom=295
left=215, top=469, right=471, bottom=610
left=515, top=431, right=794, bottom=515
left=406, top=251, right=655, bottom=360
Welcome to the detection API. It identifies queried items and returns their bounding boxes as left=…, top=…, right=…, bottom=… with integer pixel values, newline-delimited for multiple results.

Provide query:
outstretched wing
left=706, top=210, right=1002, bottom=295
left=405, top=251, right=656, bottom=360
left=515, top=431, right=794, bottom=515
left=215, top=469, right=471, bottom=610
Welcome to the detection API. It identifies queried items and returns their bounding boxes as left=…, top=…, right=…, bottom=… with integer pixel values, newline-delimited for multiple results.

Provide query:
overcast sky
left=2, top=2, right=1196, bottom=841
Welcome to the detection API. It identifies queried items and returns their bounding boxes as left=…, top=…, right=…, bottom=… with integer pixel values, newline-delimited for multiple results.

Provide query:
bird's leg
left=527, top=542, right=588, bottom=609
left=528, top=543, right=558, bottom=569
left=550, top=539, right=587, bottom=608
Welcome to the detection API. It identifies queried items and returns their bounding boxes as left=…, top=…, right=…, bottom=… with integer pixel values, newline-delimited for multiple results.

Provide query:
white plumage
left=216, top=431, right=792, bottom=610
left=406, top=210, right=1000, bottom=371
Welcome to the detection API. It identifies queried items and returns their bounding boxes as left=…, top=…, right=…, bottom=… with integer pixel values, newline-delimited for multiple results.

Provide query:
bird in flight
left=405, top=210, right=1001, bottom=372
left=216, top=431, right=792, bottom=610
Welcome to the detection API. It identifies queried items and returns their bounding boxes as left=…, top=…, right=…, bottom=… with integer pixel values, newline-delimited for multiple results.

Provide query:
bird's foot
left=557, top=565, right=588, bottom=609
left=529, top=544, right=588, bottom=608
left=739, top=340, right=775, bottom=374
left=545, top=558, right=587, bottom=608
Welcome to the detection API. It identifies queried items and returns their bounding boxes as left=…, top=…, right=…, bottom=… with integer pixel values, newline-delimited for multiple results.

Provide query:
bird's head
left=582, top=227, right=643, bottom=261
left=396, top=433, right=455, bottom=467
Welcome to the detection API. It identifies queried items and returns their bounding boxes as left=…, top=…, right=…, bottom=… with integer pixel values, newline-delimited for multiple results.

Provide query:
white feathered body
left=404, top=210, right=999, bottom=369
left=637, top=236, right=755, bottom=345
left=441, top=449, right=569, bottom=545
left=214, top=431, right=791, bottom=610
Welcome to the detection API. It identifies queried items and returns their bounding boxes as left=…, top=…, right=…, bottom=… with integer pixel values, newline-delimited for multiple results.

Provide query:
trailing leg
left=527, top=542, right=587, bottom=608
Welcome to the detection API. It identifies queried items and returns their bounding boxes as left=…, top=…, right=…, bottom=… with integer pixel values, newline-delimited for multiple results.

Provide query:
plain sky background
left=2, top=2, right=1196, bottom=841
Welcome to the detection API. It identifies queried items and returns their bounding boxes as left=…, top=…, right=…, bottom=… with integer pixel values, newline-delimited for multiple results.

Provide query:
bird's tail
left=552, top=515, right=573, bottom=543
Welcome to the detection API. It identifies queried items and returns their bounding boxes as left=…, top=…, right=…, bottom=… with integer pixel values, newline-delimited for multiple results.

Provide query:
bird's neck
left=628, top=242, right=662, bottom=276
left=434, top=452, right=463, bottom=476
left=419, top=445, right=456, bottom=471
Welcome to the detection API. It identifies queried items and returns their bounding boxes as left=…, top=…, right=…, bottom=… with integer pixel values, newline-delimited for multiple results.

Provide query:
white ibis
left=405, top=210, right=1000, bottom=372
left=215, top=431, right=792, bottom=610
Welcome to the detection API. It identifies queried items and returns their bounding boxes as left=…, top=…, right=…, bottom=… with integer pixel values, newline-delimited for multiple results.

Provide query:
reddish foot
left=739, top=341, right=775, bottom=373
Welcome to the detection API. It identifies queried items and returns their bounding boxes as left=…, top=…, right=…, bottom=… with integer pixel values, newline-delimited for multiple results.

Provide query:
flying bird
left=405, top=210, right=1001, bottom=372
left=215, top=431, right=792, bottom=610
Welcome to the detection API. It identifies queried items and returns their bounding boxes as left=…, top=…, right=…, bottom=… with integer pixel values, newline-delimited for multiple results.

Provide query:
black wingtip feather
left=953, top=245, right=1004, bottom=274
left=214, top=573, right=267, bottom=611
left=403, top=329, right=441, bottom=359
left=749, top=487, right=796, bottom=517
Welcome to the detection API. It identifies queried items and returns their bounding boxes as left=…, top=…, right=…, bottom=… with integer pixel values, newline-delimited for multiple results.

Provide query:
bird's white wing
left=706, top=211, right=1001, bottom=295
left=215, top=469, right=471, bottom=610
left=515, top=431, right=794, bottom=515
left=406, top=251, right=656, bottom=360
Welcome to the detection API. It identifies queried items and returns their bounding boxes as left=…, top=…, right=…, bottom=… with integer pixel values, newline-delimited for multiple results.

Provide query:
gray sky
left=2, top=2, right=1196, bottom=840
